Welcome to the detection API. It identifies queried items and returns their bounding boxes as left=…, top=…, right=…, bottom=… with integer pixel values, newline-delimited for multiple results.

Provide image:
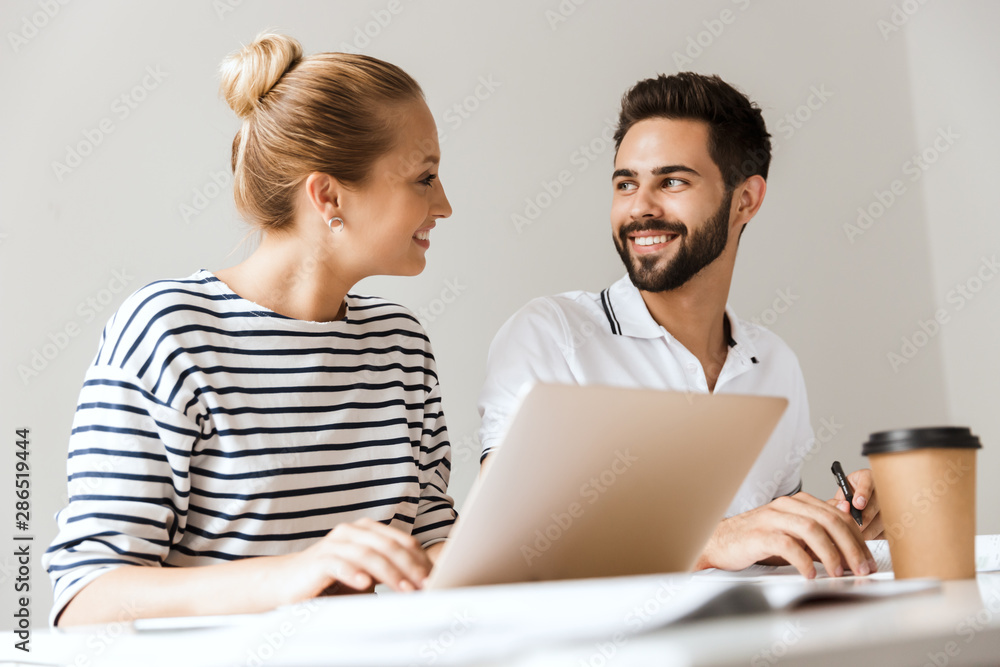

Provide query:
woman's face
left=340, top=99, right=452, bottom=278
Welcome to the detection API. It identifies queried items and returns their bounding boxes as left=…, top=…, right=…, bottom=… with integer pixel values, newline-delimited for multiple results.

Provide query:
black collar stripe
left=727, top=326, right=758, bottom=362
left=600, top=289, right=621, bottom=335
left=607, top=291, right=622, bottom=334
left=600, top=288, right=757, bottom=362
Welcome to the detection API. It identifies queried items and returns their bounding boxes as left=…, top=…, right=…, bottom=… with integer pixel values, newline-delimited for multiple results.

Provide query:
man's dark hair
left=613, top=72, right=771, bottom=190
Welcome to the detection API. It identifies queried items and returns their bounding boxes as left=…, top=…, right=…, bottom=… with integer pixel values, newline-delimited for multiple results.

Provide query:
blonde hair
left=219, top=32, right=424, bottom=230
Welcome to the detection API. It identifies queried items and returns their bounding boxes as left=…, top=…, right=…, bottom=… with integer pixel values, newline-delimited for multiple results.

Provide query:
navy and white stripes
left=43, top=270, right=456, bottom=626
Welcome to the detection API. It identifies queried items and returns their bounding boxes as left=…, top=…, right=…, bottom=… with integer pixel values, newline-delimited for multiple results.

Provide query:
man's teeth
left=634, top=235, right=671, bottom=246
left=414, top=230, right=431, bottom=241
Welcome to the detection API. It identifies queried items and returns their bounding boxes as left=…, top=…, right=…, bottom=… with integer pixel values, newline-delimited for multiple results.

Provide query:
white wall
left=1, top=0, right=994, bottom=628
left=904, top=1, right=1000, bottom=539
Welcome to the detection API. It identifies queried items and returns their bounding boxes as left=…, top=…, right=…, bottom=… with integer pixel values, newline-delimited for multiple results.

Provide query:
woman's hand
left=271, top=517, right=433, bottom=606
left=58, top=517, right=433, bottom=626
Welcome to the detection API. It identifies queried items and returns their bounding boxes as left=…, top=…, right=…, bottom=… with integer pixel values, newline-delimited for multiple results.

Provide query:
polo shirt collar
left=603, top=273, right=761, bottom=362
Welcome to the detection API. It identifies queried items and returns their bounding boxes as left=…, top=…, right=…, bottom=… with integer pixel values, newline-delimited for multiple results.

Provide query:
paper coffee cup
left=862, top=427, right=981, bottom=580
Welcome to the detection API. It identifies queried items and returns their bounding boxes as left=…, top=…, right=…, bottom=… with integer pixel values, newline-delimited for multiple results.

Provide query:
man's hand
left=829, top=468, right=884, bottom=539
left=695, top=492, right=877, bottom=578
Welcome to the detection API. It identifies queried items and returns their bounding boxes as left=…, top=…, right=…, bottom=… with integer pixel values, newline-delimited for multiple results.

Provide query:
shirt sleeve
left=410, top=380, right=457, bottom=547
left=477, top=298, right=577, bottom=463
left=42, top=363, right=199, bottom=627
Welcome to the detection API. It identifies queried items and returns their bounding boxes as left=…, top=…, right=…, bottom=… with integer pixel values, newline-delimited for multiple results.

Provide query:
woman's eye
left=420, top=174, right=438, bottom=186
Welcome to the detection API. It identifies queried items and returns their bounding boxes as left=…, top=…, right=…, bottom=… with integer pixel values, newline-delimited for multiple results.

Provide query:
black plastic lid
left=862, top=426, right=982, bottom=456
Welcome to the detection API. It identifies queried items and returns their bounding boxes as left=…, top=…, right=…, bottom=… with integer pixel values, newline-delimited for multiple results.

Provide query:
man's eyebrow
left=652, top=164, right=700, bottom=177
left=612, top=165, right=701, bottom=181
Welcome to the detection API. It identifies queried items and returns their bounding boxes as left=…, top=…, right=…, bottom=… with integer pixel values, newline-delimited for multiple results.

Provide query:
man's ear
left=732, top=174, right=767, bottom=230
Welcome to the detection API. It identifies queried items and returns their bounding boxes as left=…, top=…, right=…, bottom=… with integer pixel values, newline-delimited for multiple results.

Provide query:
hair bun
left=219, top=32, right=303, bottom=119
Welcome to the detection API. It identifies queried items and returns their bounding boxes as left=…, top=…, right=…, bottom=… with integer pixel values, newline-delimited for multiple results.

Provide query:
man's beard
left=614, top=189, right=733, bottom=293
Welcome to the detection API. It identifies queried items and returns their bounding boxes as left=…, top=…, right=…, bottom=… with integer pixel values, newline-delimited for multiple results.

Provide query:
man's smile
left=628, top=231, right=680, bottom=254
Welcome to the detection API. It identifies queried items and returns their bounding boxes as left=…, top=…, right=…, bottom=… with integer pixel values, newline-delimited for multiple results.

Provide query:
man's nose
left=629, top=184, right=662, bottom=220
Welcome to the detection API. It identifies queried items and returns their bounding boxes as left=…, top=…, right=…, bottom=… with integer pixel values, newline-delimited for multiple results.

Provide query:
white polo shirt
left=477, top=274, right=813, bottom=518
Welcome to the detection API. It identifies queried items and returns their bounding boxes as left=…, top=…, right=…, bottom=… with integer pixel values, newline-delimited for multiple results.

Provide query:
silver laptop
left=427, top=383, right=787, bottom=589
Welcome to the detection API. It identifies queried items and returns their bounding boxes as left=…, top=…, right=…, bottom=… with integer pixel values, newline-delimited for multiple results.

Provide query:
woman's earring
left=328, top=217, right=344, bottom=233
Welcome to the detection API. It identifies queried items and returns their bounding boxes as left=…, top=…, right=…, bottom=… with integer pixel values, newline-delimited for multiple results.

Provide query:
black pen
left=831, top=461, right=864, bottom=527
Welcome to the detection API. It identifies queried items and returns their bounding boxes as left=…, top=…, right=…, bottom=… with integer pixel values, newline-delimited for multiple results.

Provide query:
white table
left=5, top=573, right=999, bottom=667
left=515, top=574, right=1000, bottom=666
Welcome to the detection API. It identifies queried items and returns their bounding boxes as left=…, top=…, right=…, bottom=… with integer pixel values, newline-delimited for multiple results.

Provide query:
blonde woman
left=43, top=33, right=456, bottom=626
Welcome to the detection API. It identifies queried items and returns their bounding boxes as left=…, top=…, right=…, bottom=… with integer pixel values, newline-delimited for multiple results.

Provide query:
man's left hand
left=830, top=468, right=883, bottom=539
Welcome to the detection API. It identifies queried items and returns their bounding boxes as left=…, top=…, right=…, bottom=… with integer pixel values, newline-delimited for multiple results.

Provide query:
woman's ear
left=303, top=172, right=344, bottom=221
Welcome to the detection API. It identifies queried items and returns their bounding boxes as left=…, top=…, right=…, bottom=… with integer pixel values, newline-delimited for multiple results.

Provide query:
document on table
left=105, top=574, right=759, bottom=666
left=852, top=535, right=1000, bottom=572
left=868, top=535, right=1000, bottom=574
left=975, top=534, right=1000, bottom=572
left=112, top=571, right=940, bottom=667
left=697, top=535, right=1000, bottom=580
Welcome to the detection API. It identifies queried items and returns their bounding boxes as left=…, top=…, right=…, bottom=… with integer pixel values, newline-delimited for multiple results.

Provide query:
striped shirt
left=43, top=269, right=456, bottom=626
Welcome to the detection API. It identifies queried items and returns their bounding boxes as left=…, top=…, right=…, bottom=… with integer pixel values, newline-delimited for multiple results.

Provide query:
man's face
left=611, top=118, right=734, bottom=292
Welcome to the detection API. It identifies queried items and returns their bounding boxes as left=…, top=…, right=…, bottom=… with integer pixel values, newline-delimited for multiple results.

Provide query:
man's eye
left=420, top=174, right=438, bottom=186
left=664, top=178, right=684, bottom=187
left=616, top=182, right=636, bottom=191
